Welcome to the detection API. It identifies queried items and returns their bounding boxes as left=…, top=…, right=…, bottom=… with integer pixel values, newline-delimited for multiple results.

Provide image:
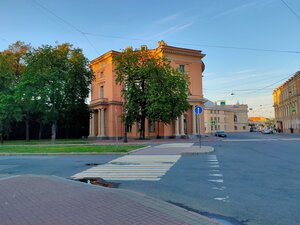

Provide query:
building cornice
left=273, top=71, right=300, bottom=92
left=90, top=50, right=120, bottom=66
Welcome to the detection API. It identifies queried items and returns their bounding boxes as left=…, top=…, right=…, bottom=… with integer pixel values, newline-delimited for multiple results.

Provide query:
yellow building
left=204, top=102, right=249, bottom=133
left=88, top=41, right=206, bottom=139
left=273, top=71, right=300, bottom=133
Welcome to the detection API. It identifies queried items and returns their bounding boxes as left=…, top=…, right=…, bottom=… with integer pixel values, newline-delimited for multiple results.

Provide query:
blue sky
left=1, top=0, right=300, bottom=118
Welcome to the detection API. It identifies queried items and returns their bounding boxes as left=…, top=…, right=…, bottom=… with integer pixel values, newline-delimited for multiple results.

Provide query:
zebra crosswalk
left=72, top=155, right=181, bottom=181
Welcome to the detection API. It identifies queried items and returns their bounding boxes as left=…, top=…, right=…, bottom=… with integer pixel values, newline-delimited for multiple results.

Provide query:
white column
left=101, top=108, right=105, bottom=136
left=98, top=109, right=101, bottom=137
left=89, top=113, right=92, bottom=137
left=175, top=117, right=179, bottom=136
left=91, top=112, right=95, bottom=136
left=180, top=114, right=185, bottom=135
left=192, top=106, right=196, bottom=135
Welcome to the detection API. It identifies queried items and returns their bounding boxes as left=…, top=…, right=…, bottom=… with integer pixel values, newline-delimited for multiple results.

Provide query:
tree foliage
left=0, top=41, right=92, bottom=143
left=22, top=43, right=93, bottom=143
left=114, top=48, right=190, bottom=139
left=0, top=42, right=28, bottom=142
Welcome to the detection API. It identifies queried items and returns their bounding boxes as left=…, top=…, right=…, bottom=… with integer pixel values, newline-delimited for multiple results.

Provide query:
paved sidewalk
left=131, top=143, right=214, bottom=155
left=0, top=175, right=222, bottom=225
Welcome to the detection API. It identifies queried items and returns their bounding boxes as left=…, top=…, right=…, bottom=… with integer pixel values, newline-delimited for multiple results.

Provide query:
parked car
left=262, top=129, right=272, bottom=134
left=215, top=130, right=227, bottom=137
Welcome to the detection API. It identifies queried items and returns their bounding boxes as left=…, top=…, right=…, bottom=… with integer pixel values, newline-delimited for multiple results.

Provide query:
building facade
left=273, top=71, right=300, bottom=133
left=88, top=41, right=206, bottom=139
left=204, top=103, right=249, bottom=133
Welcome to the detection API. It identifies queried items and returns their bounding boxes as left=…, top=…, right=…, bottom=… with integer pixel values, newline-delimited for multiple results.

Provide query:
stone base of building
left=88, top=135, right=207, bottom=140
left=88, top=136, right=110, bottom=140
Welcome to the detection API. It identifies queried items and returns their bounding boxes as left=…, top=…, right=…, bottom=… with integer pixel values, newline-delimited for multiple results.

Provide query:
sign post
left=194, top=105, right=203, bottom=148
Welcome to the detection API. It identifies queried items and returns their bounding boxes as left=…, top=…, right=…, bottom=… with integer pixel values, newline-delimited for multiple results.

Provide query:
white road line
left=208, top=179, right=224, bottom=183
left=223, top=139, right=277, bottom=142
left=209, top=174, right=223, bottom=177
left=209, top=165, right=220, bottom=168
left=212, top=186, right=226, bottom=191
left=72, top=155, right=181, bottom=181
left=214, top=196, right=230, bottom=202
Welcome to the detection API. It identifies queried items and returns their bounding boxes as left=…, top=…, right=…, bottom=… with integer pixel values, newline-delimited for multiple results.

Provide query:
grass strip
left=0, top=145, right=144, bottom=153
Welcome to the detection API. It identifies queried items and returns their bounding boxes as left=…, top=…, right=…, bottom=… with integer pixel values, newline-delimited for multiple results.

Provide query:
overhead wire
left=233, top=73, right=294, bottom=96
left=280, top=0, right=300, bottom=21
left=31, top=0, right=300, bottom=55
left=31, top=0, right=99, bottom=54
left=86, top=32, right=300, bottom=54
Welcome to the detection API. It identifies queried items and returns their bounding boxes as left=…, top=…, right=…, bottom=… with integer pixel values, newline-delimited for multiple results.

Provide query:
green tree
left=114, top=48, right=190, bottom=139
left=0, top=49, right=23, bottom=143
left=22, top=43, right=93, bottom=143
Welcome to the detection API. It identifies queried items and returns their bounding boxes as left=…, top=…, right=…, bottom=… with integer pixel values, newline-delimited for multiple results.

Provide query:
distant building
left=248, top=117, right=267, bottom=130
left=273, top=71, right=300, bottom=133
left=88, top=41, right=206, bottom=139
left=204, top=101, right=249, bottom=133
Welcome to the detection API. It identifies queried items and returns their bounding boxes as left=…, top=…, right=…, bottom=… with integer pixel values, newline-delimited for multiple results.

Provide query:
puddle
left=167, top=201, right=250, bottom=225
left=77, top=178, right=120, bottom=188
left=85, top=163, right=100, bottom=166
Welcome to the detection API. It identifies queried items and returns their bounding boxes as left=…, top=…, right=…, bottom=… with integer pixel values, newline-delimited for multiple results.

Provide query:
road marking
left=208, top=179, right=224, bottom=183
left=209, top=174, right=223, bottom=177
left=72, top=155, right=181, bottom=181
left=207, top=155, right=230, bottom=202
left=212, top=186, right=226, bottom=191
left=214, top=196, right=230, bottom=202
left=208, top=159, right=218, bottom=162
left=223, top=139, right=277, bottom=142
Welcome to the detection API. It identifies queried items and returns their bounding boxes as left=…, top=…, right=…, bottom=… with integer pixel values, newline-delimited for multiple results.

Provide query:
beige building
left=273, top=71, right=300, bottom=133
left=204, top=102, right=249, bottom=133
left=89, top=41, right=206, bottom=139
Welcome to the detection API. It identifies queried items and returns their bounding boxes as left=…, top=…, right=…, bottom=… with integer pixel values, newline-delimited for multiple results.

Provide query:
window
left=234, top=126, right=238, bottom=130
left=217, top=117, right=220, bottom=123
left=100, top=86, right=104, bottom=98
left=234, top=115, right=237, bottom=122
left=148, top=120, right=156, bottom=133
left=243, top=126, right=246, bottom=130
left=100, top=71, right=104, bottom=78
left=179, top=65, right=185, bottom=72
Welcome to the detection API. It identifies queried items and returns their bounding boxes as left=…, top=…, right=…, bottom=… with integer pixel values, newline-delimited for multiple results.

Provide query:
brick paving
left=0, top=175, right=222, bottom=225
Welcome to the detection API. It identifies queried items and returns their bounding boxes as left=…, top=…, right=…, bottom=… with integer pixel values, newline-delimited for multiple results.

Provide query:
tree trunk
left=65, top=127, right=69, bottom=139
left=157, top=121, right=160, bottom=139
left=139, top=115, right=145, bottom=139
left=51, top=121, right=57, bottom=144
left=25, top=119, right=30, bottom=141
left=38, top=122, right=42, bottom=140
left=123, top=117, right=128, bottom=143
left=0, top=132, right=3, bottom=144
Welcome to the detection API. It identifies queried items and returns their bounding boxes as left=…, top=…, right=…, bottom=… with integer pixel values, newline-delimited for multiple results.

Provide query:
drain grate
left=76, top=178, right=120, bottom=188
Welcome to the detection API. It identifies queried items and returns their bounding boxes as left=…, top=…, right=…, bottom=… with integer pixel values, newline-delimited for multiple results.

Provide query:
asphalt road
left=0, top=133, right=299, bottom=225
left=119, top=133, right=300, bottom=225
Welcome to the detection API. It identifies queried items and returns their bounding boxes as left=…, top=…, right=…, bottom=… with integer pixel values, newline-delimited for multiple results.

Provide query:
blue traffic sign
left=194, top=105, right=203, bottom=115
